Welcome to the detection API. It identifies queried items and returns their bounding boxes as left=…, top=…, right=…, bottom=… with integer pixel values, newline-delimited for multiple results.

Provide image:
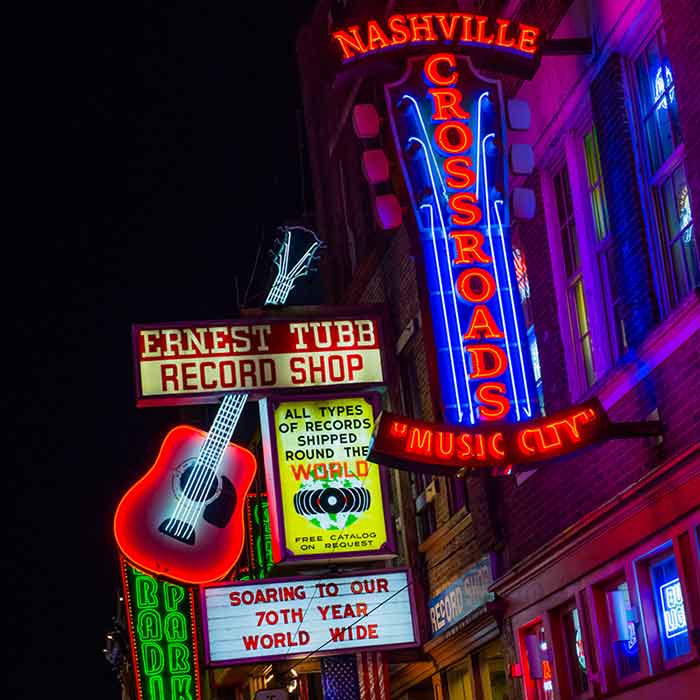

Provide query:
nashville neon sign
left=386, top=52, right=537, bottom=424
left=368, top=400, right=610, bottom=474
left=332, top=14, right=541, bottom=63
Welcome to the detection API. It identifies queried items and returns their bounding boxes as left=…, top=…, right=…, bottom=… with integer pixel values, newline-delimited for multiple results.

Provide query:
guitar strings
left=176, top=394, right=248, bottom=537
left=167, top=393, right=241, bottom=535
left=170, top=394, right=246, bottom=539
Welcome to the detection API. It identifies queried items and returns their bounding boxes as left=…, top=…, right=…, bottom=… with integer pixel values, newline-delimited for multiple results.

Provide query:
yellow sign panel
left=273, top=396, right=389, bottom=559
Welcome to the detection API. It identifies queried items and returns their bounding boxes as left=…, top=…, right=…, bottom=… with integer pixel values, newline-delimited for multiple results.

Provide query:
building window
left=560, top=604, right=589, bottom=695
left=649, top=553, right=690, bottom=661
left=553, top=164, right=596, bottom=389
left=521, top=621, right=555, bottom=700
left=446, top=658, right=475, bottom=700
left=635, top=28, right=699, bottom=308
left=583, top=127, right=626, bottom=357
left=604, top=580, right=641, bottom=679
left=512, top=231, right=544, bottom=413
left=398, top=350, right=438, bottom=541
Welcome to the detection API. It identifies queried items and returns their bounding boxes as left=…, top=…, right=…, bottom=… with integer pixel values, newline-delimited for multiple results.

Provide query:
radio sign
left=132, top=309, right=386, bottom=406
left=201, top=569, right=418, bottom=665
left=260, top=393, right=395, bottom=564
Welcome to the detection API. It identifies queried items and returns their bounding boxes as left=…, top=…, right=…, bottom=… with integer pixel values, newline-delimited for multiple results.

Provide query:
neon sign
left=332, top=14, right=541, bottom=64
left=386, top=53, right=537, bottom=425
left=121, top=558, right=202, bottom=700
left=368, top=399, right=612, bottom=474
left=659, top=578, right=687, bottom=639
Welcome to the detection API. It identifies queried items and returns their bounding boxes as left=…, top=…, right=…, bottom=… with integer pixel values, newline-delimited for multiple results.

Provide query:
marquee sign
left=120, top=558, right=202, bottom=700
left=132, top=309, right=386, bottom=406
left=259, top=393, right=395, bottom=564
left=200, top=569, right=418, bottom=665
left=385, top=52, right=537, bottom=426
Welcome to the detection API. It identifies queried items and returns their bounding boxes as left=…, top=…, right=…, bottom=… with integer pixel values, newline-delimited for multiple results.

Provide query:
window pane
left=523, top=624, right=555, bottom=700
left=650, top=554, right=690, bottom=660
left=658, top=165, right=699, bottom=299
left=562, top=607, right=589, bottom=694
left=447, top=660, right=474, bottom=700
left=605, top=582, right=641, bottom=678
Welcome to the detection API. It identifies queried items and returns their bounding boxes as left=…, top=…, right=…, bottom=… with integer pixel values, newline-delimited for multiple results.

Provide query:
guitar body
left=114, top=425, right=257, bottom=584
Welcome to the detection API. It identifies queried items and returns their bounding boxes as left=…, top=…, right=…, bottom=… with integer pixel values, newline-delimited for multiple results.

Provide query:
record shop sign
left=429, top=556, right=493, bottom=638
left=132, top=309, right=386, bottom=407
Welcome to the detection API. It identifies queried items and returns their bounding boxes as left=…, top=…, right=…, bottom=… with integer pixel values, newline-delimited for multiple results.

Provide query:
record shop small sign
left=429, top=557, right=494, bottom=638
left=201, top=569, right=418, bottom=665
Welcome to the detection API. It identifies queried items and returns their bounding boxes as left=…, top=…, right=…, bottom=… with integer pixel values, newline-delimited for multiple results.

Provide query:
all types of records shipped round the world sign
left=259, top=393, right=396, bottom=565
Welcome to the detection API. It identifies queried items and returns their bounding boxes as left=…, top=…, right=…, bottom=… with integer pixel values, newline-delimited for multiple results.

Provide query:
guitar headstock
left=266, top=226, right=324, bottom=305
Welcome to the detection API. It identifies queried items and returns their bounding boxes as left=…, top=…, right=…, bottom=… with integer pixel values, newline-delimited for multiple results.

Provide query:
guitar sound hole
left=179, top=464, right=218, bottom=503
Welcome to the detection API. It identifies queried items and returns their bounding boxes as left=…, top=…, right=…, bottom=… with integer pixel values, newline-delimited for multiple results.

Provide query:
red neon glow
left=435, top=120, right=473, bottom=154
left=456, top=267, right=497, bottom=304
left=423, top=53, right=458, bottom=86
left=407, top=13, right=439, bottom=42
left=367, top=401, right=610, bottom=473
left=444, top=157, right=476, bottom=189
left=429, top=88, right=470, bottom=121
left=466, top=344, right=507, bottom=379
left=475, top=382, right=510, bottom=421
left=450, top=231, right=491, bottom=264
left=114, top=425, right=257, bottom=584
left=331, top=15, right=542, bottom=63
left=448, top=191, right=482, bottom=226
left=464, top=306, right=504, bottom=340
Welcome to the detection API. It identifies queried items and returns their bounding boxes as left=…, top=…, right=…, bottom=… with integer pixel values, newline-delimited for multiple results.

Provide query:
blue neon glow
left=410, top=135, right=474, bottom=422
left=659, top=578, right=687, bottom=639
left=387, top=58, right=537, bottom=425
left=401, top=94, right=447, bottom=201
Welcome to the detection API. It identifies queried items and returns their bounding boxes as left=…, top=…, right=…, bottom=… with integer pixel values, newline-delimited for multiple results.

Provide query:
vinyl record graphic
left=294, top=486, right=371, bottom=517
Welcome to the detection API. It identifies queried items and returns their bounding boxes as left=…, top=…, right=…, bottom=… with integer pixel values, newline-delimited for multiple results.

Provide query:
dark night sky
left=9, top=2, right=318, bottom=696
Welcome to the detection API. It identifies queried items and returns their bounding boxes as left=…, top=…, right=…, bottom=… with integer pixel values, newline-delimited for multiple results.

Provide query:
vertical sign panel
left=260, top=393, right=395, bottom=564
left=121, top=557, right=202, bottom=700
left=386, top=54, right=536, bottom=425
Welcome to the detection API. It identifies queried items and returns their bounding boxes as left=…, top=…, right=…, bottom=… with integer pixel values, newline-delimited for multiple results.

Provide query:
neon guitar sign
left=115, top=227, right=323, bottom=584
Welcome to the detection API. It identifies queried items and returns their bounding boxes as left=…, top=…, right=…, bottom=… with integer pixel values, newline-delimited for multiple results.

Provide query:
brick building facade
left=298, top=1, right=699, bottom=699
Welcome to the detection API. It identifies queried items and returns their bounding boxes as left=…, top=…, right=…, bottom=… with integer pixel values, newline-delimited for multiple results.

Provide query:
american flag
left=319, top=653, right=390, bottom=700
left=320, top=655, right=360, bottom=700
left=356, top=652, right=390, bottom=700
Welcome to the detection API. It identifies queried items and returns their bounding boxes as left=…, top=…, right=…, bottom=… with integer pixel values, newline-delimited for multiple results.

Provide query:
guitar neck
left=198, top=393, right=247, bottom=468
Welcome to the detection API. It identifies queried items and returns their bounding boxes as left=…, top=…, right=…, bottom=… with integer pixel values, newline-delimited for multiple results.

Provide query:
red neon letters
left=332, top=15, right=541, bottom=62
left=368, top=402, right=608, bottom=473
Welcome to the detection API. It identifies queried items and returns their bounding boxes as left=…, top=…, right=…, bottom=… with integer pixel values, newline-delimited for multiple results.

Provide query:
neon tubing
left=421, top=202, right=465, bottom=421
left=481, top=132, right=520, bottom=420
left=401, top=94, right=447, bottom=201
left=475, top=92, right=489, bottom=201
left=409, top=135, right=474, bottom=423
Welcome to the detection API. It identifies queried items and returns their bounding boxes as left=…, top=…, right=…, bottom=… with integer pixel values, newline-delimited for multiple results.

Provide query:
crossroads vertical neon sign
left=386, top=53, right=536, bottom=424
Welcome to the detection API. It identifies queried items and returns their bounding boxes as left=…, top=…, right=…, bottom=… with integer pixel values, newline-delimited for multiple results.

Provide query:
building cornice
left=491, top=441, right=700, bottom=601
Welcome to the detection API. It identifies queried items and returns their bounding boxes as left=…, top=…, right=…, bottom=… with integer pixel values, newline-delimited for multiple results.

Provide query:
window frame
left=541, top=125, right=612, bottom=400
left=550, top=595, right=596, bottom=700
left=627, top=22, right=699, bottom=315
